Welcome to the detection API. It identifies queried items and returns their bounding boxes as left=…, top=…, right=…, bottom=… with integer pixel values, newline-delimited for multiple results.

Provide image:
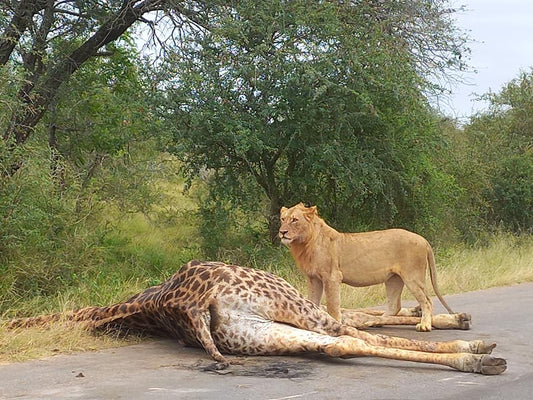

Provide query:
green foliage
left=42, top=38, right=162, bottom=214
left=0, top=149, right=200, bottom=316
left=159, top=0, right=465, bottom=245
left=488, top=152, right=532, bottom=232
left=461, top=70, right=533, bottom=235
left=2, top=0, right=531, bottom=331
left=437, top=120, right=489, bottom=242
left=0, top=144, right=106, bottom=311
left=0, top=39, right=167, bottom=315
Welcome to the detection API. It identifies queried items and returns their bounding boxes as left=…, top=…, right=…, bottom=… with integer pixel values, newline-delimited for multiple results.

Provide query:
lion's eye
left=291, top=218, right=298, bottom=223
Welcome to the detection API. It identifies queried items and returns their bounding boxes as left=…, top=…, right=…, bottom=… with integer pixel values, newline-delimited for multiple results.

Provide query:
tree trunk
left=268, top=198, right=281, bottom=244
left=48, top=123, right=65, bottom=193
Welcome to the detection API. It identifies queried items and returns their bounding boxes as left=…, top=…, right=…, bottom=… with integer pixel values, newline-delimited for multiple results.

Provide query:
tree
left=159, top=0, right=467, bottom=241
left=0, top=36, right=158, bottom=273
left=0, top=0, right=214, bottom=176
left=463, top=70, right=533, bottom=233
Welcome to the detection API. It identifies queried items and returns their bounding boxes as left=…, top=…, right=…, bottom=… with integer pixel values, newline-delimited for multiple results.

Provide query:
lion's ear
left=280, top=206, right=288, bottom=215
left=303, top=205, right=317, bottom=219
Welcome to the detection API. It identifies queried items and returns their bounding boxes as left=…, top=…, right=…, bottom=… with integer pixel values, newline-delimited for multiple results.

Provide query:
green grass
left=2, top=227, right=532, bottom=364
left=436, top=233, right=533, bottom=292
left=1, top=178, right=533, bottom=364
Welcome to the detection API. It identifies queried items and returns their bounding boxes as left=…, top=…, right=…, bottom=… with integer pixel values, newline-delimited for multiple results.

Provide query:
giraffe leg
left=187, top=308, right=230, bottom=369
left=432, top=313, right=471, bottom=330
left=340, top=325, right=495, bottom=355
left=396, top=305, right=423, bottom=317
left=265, top=297, right=492, bottom=355
left=324, top=336, right=507, bottom=375
left=217, top=320, right=506, bottom=375
left=323, top=336, right=506, bottom=375
left=340, top=308, right=471, bottom=330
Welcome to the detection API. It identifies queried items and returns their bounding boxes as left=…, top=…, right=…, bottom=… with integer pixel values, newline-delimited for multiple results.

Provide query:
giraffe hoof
left=470, top=340, right=496, bottom=354
left=203, top=361, right=230, bottom=371
left=479, top=355, right=507, bottom=375
left=410, top=306, right=422, bottom=317
left=456, top=313, right=471, bottom=330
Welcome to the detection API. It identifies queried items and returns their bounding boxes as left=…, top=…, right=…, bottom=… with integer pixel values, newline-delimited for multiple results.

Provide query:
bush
left=488, top=153, right=533, bottom=233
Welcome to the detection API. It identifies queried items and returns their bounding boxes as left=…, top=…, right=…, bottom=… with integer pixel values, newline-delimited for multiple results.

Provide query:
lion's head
left=279, top=203, right=318, bottom=246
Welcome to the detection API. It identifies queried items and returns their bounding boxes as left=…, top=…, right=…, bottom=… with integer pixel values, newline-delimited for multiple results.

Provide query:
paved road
left=1, top=283, right=532, bottom=400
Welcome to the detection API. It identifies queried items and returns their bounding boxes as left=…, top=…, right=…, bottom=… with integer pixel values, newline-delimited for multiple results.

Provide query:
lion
left=279, top=203, right=454, bottom=332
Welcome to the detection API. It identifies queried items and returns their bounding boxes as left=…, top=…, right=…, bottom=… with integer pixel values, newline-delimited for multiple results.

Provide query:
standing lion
left=279, top=203, right=454, bottom=332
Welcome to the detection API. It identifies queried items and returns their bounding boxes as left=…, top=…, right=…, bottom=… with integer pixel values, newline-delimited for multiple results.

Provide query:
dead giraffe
left=7, top=261, right=506, bottom=375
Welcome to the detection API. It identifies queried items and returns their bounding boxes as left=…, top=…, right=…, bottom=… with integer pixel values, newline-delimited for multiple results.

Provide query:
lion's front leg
left=306, top=275, right=324, bottom=306
left=324, top=279, right=342, bottom=322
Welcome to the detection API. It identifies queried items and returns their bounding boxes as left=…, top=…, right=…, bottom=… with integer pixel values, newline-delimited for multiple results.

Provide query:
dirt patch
left=163, top=358, right=315, bottom=379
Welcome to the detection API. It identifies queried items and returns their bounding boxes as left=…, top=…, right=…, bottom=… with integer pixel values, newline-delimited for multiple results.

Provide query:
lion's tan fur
left=279, top=203, right=454, bottom=332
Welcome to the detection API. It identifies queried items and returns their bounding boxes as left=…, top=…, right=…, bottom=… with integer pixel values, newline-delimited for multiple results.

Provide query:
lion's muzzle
left=279, top=230, right=292, bottom=246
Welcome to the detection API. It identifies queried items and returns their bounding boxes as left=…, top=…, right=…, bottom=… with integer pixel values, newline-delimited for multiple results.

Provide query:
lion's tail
left=427, top=243, right=455, bottom=314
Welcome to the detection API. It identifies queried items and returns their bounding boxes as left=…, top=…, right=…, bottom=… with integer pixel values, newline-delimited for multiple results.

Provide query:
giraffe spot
left=190, top=279, right=201, bottom=291
left=218, top=271, right=232, bottom=283
left=188, top=260, right=203, bottom=267
left=199, top=270, right=211, bottom=281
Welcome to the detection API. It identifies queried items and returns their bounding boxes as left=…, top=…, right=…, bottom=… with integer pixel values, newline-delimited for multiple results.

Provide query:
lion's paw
left=416, top=322, right=432, bottom=332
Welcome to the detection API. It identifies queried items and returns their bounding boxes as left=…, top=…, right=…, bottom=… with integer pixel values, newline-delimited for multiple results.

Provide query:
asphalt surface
left=1, top=283, right=532, bottom=400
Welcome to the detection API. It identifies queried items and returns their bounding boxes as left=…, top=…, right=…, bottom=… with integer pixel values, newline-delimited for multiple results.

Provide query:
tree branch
left=0, top=0, right=47, bottom=65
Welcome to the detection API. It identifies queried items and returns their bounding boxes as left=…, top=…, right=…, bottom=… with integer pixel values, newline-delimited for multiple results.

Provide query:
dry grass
left=0, top=322, right=142, bottom=365
left=436, top=234, right=533, bottom=293
left=1, top=233, right=532, bottom=365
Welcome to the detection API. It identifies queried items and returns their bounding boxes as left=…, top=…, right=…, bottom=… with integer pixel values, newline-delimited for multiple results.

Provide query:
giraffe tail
left=70, top=303, right=145, bottom=331
left=6, top=302, right=143, bottom=332
left=6, top=313, right=64, bottom=329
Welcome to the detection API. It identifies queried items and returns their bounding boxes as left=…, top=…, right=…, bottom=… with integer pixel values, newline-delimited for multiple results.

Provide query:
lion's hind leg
left=385, top=276, right=423, bottom=318
left=401, top=278, right=433, bottom=332
left=384, top=275, right=404, bottom=316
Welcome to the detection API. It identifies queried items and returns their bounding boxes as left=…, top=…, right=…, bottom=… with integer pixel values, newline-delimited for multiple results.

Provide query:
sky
left=439, top=0, right=533, bottom=120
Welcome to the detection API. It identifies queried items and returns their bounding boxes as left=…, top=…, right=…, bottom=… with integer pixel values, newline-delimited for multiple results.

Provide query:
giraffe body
left=8, top=261, right=506, bottom=374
